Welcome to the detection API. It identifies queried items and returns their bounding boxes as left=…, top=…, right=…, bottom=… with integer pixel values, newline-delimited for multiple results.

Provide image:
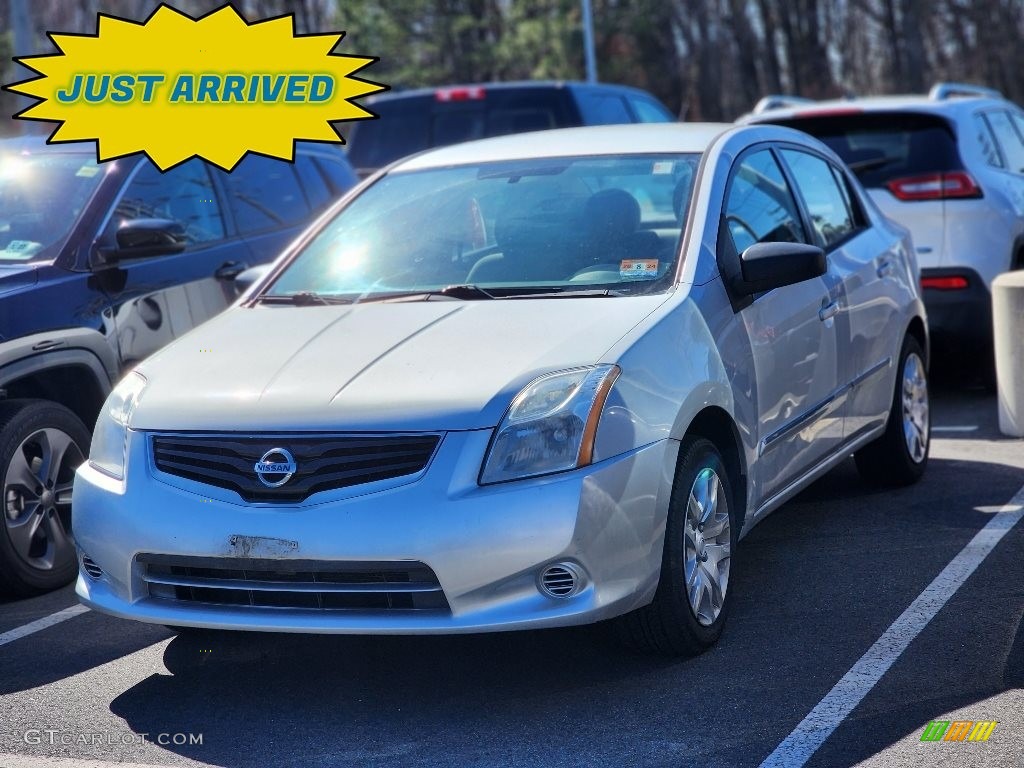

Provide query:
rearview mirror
left=738, top=242, right=826, bottom=294
left=113, top=218, right=187, bottom=260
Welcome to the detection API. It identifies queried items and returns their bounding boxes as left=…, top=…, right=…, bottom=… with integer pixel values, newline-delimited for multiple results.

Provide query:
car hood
left=131, top=295, right=670, bottom=432
left=0, top=264, right=38, bottom=297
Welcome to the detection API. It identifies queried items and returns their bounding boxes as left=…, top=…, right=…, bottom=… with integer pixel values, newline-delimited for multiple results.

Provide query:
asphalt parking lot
left=0, top=383, right=1022, bottom=768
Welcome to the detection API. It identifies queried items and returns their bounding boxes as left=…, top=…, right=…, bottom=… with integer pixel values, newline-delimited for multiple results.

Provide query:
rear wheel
left=855, top=335, right=930, bottom=487
left=615, top=436, right=737, bottom=656
left=0, top=400, right=90, bottom=598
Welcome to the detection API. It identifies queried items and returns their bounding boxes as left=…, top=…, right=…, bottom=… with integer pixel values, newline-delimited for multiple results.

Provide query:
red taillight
left=886, top=171, right=982, bottom=201
left=921, top=275, right=969, bottom=290
left=435, top=86, right=486, bottom=102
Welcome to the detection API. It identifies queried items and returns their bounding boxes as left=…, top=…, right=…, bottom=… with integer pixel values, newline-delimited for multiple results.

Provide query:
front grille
left=151, top=433, right=440, bottom=503
left=139, top=555, right=450, bottom=612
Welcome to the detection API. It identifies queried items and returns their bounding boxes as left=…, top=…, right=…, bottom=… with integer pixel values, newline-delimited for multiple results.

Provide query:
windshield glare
left=0, top=152, right=104, bottom=262
left=268, top=154, right=700, bottom=299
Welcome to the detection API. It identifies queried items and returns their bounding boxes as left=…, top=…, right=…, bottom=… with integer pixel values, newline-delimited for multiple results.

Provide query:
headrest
left=583, top=189, right=641, bottom=240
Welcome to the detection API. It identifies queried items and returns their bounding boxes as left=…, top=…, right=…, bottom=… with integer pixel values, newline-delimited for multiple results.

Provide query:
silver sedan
left=72, top=123, right=929, bottom=655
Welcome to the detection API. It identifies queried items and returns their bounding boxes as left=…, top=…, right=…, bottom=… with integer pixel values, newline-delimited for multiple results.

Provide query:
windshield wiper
left=499, top=287, right=625, bottom=298
left=256, top=291, right=353, bottom=306
left=354, top=284, right=498, bottom=303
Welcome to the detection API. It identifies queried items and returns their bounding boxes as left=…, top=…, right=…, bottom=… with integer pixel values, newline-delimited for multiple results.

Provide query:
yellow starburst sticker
left=3, top=4, right=386, bottom=170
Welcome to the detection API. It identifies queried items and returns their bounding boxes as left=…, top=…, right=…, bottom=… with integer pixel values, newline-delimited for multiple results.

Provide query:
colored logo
left=254, top=448, right=297, bottom=488
left=920, top=720, right=997, bottom=742
left=3, top=4, right=385, bottom=170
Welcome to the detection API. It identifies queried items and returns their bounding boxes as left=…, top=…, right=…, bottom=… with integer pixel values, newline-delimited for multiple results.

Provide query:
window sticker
left=652, top=161, right=674, bottom=175
left=620, top=259, right=659, bottom=279
left=0, top=240, right=44, bottom=260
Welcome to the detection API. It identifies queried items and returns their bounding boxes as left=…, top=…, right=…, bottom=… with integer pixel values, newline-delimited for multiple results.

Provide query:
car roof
left=0, top=134, right=94, bottom=155
left=392, top=123, right=734, bottom=171
left=744, top=94, right=1011, bottom=123
left=366, top=80, right=653, bottom=104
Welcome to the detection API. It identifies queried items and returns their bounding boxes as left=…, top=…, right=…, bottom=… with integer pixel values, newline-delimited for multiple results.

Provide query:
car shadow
left=104, top=454, right=1024, bottom=768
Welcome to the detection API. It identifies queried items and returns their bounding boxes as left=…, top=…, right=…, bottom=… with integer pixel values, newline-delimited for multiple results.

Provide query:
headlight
left=88, top=371, right=147, bottom=480
left=480, top=365, right=620, bottom=485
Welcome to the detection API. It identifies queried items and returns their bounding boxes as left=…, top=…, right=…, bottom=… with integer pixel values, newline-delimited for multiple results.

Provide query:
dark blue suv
left=0, top=137, right=357, bottom=597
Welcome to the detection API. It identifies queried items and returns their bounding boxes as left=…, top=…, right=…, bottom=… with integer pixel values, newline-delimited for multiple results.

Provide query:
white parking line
left=932, top=425, right=979, bottom=433
left=759, top=481, right=1024, bottom=768
left=0, top=604, right=89, bottom=649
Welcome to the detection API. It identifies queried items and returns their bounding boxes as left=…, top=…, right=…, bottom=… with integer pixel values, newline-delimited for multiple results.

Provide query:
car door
left=778, top=147, right=899, bottom=442
left=722, top=148, right=845, bottom=502
left=93, top=159, right=245, bottom=365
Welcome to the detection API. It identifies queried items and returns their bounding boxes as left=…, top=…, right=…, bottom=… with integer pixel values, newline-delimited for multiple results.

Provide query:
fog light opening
left=539, top=562, right=583, bottom=599
left=81, top=553, right=103, bottom=580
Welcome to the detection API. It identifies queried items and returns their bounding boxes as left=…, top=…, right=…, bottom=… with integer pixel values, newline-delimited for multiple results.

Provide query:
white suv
left=743, top=83, right=1024, bottom=374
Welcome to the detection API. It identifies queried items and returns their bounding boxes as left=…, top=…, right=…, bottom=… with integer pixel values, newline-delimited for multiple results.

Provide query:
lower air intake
left=81, top=554, right=103, bottom=580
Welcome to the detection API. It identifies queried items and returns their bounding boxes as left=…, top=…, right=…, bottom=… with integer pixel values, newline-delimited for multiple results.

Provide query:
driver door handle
left=818, top=300, right=840, bottom=322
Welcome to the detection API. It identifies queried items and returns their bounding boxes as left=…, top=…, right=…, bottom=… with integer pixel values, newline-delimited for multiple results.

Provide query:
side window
left=294, top=153, right=332, bottom=211
left=109, top=160, right=224, bottom=245
left=973, top=114, right=1004, bottom=168
left=224, top=155, right=311, bottom=234
left=629, top=97, right=673, bottom=123
left=574, top=92, right=632, bottom=125
left=829, top=165, right=866, bottom=229
left=986, top=110, right=1024, bottom=173
left=724, top=149, right=807, bottom=254
left=780, top=149, right=855, bottom=248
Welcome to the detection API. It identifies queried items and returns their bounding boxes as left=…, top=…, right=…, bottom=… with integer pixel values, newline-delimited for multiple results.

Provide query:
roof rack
left=929, top=82, right=1003, bottom=101
left=752, top=95, right=816, bottom=114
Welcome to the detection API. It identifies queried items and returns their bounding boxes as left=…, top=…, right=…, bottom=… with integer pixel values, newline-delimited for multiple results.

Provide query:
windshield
left=267, top=154, right=700, bottom=300
left=0, top=151, right=105, bottom=262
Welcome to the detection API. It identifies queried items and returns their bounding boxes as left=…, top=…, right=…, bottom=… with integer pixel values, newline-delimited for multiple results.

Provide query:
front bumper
left=73, top=429, right=675, bottom=633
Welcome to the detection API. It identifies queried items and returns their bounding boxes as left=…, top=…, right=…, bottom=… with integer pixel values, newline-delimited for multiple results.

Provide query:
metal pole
left=581, top=0, right=598, bottom=83
left=9, top=0, right=34, bottom=133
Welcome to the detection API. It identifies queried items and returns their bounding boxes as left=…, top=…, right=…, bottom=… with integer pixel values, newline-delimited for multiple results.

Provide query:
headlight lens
left=480, top=365, right=620, bottom=485
left=88, top=371, right=147, bottom=480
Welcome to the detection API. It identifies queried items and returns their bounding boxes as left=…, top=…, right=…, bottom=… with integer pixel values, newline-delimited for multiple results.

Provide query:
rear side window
left=224, top=156, right=311, bottom=234
left=973, top=114, right=1004, bottom=167
left=781, top=150, right=855, bottom=247
left=629, top=96, right=674, bottom=123
left=985, top=111, right=1024, bottom=173
left=575, top=92, right=632, bottom=125
left=724, top=150, right=807, bottom=253
left=769, top=112, right=961, bottom=188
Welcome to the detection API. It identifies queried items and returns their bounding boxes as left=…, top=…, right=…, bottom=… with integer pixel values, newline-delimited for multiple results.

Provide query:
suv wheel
left=855, top=335, right=930, bottom=487
left=615, top=436, right=737, bottom=656
left=0, top=400, right=90, bottom=598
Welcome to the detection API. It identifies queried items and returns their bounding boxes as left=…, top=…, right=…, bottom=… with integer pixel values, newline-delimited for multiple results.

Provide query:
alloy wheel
left=683, top=467, right=731, bottom=626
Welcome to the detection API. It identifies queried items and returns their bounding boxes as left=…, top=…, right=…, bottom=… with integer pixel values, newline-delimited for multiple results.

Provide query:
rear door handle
left=876, top=259, right=895, bottom=278
left=214, top=261, right=248, bottom=280
left=818, top=300, right=840, bottom=322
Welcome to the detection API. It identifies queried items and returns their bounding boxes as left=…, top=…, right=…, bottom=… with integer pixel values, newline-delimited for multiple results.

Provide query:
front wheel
left=0, top=400, right=91, bottom=598
left=615, top=436, right=737, bottom=656
left=855, top=335, right=930, bottom=487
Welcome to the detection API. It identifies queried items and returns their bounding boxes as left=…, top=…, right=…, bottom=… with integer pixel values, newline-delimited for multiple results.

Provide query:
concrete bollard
left=993, top=271, right=1024, bottom=437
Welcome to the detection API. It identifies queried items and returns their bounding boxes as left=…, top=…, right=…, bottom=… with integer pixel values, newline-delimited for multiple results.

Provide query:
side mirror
left=113, top=218, right=187, bottom=260
left=738, top=242, right=826, bottom=294
left=233, top=264, right=272, bottom=294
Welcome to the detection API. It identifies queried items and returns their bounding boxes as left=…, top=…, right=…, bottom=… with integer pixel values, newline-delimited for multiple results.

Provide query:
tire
left=0, top=400, right=91, bottom=598
left=854, top=335, right=930, bottom=487
left=615, top=436, right=737, bottom=656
